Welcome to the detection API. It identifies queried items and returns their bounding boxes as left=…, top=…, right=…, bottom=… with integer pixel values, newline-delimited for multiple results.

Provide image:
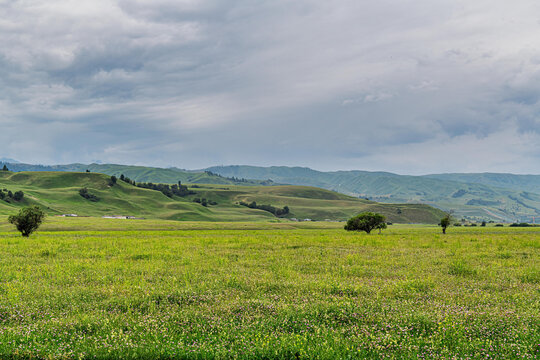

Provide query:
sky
left=1, top=0, right=539, bottom=174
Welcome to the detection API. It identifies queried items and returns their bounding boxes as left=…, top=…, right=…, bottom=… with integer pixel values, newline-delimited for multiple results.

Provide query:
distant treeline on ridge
left=119, top=174, right=195, bottom=198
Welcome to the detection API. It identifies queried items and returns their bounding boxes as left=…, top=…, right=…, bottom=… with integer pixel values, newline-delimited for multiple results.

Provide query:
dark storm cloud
left=0, top=0, right=539, bottom=173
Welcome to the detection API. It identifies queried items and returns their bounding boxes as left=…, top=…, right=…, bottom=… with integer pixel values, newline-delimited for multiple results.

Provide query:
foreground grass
left=0, top=222, right=538, bottom=359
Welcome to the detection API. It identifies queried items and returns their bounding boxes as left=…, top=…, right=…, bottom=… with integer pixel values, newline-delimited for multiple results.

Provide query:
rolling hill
left=205, top=166, right=540, bottom=222
left=4, top=161, right=539, bottom=222
left=424, top=173, right=540, bottom=194
left=0, top=162, right=272, bottom=186
left=0, top=171, right=445, bottom=223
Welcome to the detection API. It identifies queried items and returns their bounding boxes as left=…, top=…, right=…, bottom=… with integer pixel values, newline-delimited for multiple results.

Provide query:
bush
left=440, top=213, right=452, bottom=234
left=13, top=191, right=24, bottom=201
left=344, top=212, right=386, bottom=234
left=509, top=223, right=531, bottom=227
left=79, top=188, right=100, bottom=202
left=239, top=201, right=289, bottom=216
left=8, top=206, right=46, bottom=237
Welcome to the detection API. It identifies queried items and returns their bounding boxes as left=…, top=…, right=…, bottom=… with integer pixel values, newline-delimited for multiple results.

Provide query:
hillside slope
left=206, top=166, right=540, bottom=222
left=0, top=171, right=444, bottom=223
left=424, top=173, right=540, bottom=194
left=0, top=162, right=272, bottom=186
left=5, top=162, right=537, bottom=222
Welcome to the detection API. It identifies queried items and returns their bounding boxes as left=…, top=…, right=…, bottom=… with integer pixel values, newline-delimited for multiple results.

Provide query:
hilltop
left=0, top=171, right=444, bottom=223
left=0, top=162, right=272, bottom=186
left=4, top=161, right=538, bottom=222
left=205, top=166, right=540, bottom=222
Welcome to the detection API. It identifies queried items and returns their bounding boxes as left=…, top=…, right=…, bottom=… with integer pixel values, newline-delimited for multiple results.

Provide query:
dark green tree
left=440, top=213, right=452, bottom=234
left=8, top=206, right=45, bottom=237
left=109, top=175, right=117, bottom=186
left=344, top=212, right=386, bottom=234
left=79, top=188, right=100, bottom=202
left=2, top=165, right=8, bottom=171
left=12, top=191, right=24, bottom=201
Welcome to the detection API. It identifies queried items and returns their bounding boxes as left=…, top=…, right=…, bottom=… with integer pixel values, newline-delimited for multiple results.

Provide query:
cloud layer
left=1, top=0, right=539, bottom=174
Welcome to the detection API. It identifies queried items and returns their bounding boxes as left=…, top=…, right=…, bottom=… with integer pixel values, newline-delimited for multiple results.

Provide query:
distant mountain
left=424, top=173, right=540, bottom=194
left=0, top=158, right=19, bottom=163
left=206, top=166, right=540, bottom=222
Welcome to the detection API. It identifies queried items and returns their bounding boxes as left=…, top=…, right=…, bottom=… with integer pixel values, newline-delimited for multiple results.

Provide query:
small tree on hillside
left=109, top=175, right=117, bottom=186
left=2, top=165, right=8, bottom=171
left=440, top=213, right=452, bottom=234
left=8, top=206, right=45, bottom=237
left=344, top=212, right=386, bottom=234
left=12, top=191, right=24, bottom=201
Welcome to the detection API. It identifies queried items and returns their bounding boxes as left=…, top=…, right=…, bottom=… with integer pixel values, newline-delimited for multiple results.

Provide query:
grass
left=0, top=219, right=537, bottom=358
left=0, top=171, right=445, bottom=223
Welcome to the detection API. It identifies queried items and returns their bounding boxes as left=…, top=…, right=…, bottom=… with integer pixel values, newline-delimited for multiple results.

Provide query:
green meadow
left=0, top=219, right=538, bottom=359
left=0, top=171, right=445, bottom=223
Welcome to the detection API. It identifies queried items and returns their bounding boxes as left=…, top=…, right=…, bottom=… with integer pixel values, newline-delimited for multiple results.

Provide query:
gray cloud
left=0, top=0, right=539, bottom=173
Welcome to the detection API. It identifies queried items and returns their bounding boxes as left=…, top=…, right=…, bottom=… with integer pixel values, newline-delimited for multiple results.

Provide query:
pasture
left=0, top=219, right=538, bottom=359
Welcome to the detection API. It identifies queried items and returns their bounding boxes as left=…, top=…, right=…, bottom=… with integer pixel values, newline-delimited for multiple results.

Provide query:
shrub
left=239, top=201, right=289, bottom=216
left=79, top=188, right=100, bottom=202
left=13, top=191, right=24, bottom=201
left=509, top=223, right=531, bottom=227
left=440, top=213, right=452, bottom=234
left=344, top=212, right=386, bottom=234
left=8, top=206, right=45, bottom=237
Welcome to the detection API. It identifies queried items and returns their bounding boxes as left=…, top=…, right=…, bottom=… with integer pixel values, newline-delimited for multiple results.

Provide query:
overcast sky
left=1, top=0, right=539, bottom=174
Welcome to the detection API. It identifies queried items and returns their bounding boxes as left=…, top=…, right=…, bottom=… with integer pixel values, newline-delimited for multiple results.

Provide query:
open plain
left=0, top=218, right=538, bottom=359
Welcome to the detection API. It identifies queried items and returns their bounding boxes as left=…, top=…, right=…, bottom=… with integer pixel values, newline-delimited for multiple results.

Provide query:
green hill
left=204, top=166, right=540, bottom=222
left=0, top=163, right=273, bottom=186
left=0, top=171, right=444, bottom=223
left=424, top=173, right=540, bottom=194
left=6, top=162, right=537, bottom=222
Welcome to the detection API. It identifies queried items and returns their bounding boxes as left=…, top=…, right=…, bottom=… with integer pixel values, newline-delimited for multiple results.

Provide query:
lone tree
left=440, top=213, right=452, bottom=234
left=2, top=165, right=8, bottom=171
left=8, top=206, right=45, bottom=237
left=344, top=212, right=386, bottom=234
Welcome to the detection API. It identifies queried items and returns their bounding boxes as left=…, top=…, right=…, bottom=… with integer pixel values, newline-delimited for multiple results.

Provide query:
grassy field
left=0, top=219, right=538, bottom=359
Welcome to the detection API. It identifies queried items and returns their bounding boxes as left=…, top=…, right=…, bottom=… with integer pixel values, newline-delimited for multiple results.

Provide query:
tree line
left=0, top=189, right=24, bottom=202
left=79, top=188, right=100, bottom=202
left=117, top=175, right=195, bottom=198
left=239, top=201, right=290, bottom=216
